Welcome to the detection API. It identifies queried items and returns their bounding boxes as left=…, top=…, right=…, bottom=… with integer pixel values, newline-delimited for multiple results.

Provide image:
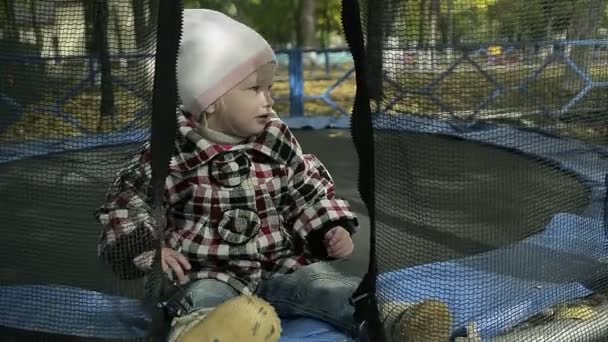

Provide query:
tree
left=429, top=0, right=440, bottom=61
left=28, top=0, right=44, bottom=50
left=296, top=0, right=316, bottom=48
left=414, top=0, right=440, bottom=69
left=446, top=0, right=454, bottom=47
left=417, top=0, right=426, bottom=47
left=2, top=0, right=19, bottom=43
left=241, top=0, right=298, bottom=48
left=317, top=0, right=342, bottom=48
left=132, top=0, right=145, bottom=49
left=563, top=0, right=608, bottom=92
left=82, top=0, right=115, bottom=129
left=183, top=0, right=230, bottom=13
left=183, top=0, right=344, bottom=48
left=488, top=0, right=580, bottom=43
left=109, top=3, right=124, bottom=53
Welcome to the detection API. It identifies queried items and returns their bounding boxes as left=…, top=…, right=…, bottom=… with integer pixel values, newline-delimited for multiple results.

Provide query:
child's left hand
left=324, top=226, right=354, bottom=259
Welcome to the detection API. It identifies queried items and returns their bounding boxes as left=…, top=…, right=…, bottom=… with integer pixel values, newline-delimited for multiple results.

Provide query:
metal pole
left=289, top=48, right=304, bottom=117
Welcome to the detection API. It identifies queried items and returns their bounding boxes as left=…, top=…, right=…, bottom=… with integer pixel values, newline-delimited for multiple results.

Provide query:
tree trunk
left=446, top=0, right=454, bottom=61
left=2, top=0, right=19, bottom=42
left=321, top=0, right=329, bottom=49
left=29, top=0, right=44, bottom=50
left=417, top=0, right=426, bottom=48
left=418, top=0, right=439, bottom=70
left=131, top=0, right=159, bottom=50
left=110, top=3, right=124, bottom=54
left=562, top=0, right=607, bottom=93
left=429, top=0, right=440, bottom=51
left=447, top=0, right=454, bottom=48
left=83, top=1, right=96, bottom=54
left=296, top=0, right=316, bottom=48
left=541, top=0, right=555, bottom=40
left=93, top=0, right=116, bottom=130
left=131, top=0, right=146, bottom=49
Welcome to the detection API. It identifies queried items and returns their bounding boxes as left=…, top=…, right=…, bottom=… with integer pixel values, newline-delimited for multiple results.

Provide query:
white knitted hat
left=177, top=9, right=276, bottom=115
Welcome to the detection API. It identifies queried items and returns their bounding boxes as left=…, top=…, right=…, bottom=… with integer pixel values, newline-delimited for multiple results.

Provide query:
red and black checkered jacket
left=96, top=112, right=358, bottom=294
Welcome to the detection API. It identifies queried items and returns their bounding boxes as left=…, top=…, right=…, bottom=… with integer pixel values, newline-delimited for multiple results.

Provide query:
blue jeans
left=178, top=262, right=360, bottom=337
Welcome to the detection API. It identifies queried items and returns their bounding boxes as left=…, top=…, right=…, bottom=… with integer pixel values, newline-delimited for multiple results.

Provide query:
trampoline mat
left=0, top=144, right=145, bottom=295
left=374, top=130, right=591, bottom=271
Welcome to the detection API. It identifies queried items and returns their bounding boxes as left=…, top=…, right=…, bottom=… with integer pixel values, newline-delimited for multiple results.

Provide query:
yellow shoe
left=170, top=295, right=282, bottom=342
left=380, top=299, right=453, bottom=342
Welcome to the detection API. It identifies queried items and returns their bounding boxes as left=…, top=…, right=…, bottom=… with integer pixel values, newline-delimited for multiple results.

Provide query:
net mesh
left=2, top=0, right=607, bottom=340
left=0, top=0, right=170, bottom=340
left=345, top=0, right=608, bottom=341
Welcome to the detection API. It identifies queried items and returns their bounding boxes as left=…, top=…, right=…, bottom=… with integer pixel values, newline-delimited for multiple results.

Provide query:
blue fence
left=383, top=39, right=608, bottom=122
left=277, top=48, right=355, bottom=117
left=1, top=40, right=607, bottom=144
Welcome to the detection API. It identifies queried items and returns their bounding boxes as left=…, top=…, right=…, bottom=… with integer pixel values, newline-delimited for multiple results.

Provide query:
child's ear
left=204, top=103, right=216, bottom=114
left=204, top=98, right=224, bottom=114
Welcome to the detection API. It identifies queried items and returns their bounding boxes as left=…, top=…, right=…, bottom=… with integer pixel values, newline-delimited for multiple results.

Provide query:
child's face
left=207, top=62, right=275, bottom=138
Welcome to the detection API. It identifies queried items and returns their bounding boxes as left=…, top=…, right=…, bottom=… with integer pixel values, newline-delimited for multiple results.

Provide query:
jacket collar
left=170, top=110, right=302, bottom=172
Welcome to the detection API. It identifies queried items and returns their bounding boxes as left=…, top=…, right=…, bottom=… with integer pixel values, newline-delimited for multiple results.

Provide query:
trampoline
left=1, top=0, right=608, bottom=341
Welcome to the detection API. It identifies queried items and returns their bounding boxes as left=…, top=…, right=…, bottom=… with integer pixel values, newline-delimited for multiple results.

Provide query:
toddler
left=96, top=9, right=361, bottom=340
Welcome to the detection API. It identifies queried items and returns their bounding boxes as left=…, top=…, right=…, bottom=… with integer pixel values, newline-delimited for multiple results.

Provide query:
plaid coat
left=96, top=112, right=358, bottom=294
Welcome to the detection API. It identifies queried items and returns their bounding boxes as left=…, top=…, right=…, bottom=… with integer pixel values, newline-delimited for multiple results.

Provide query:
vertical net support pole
left=365, top=0, right=385, bottom=102
left=604, top=174, right=608, bottom=255
left=147, top=0, right=183, bottom=340
left=341, top=0, right=381, bottom=340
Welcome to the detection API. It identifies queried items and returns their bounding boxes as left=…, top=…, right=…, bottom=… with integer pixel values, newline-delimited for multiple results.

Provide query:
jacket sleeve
left=95, top=143, right=162, bottom=279
left=281, top=154, right=358, bottom=259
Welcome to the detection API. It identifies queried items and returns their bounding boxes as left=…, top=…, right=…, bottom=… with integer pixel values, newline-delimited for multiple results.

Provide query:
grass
left=381, top=63, right=606, bottom=113
left=0, top=88, right=148, bottom=143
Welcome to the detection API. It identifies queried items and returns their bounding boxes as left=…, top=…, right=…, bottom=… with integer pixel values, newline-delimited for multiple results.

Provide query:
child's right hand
left=161, top=247, right=192, bottom=285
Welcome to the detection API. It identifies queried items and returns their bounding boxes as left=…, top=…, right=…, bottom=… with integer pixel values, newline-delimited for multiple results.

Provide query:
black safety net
left=0, top=0, right=181, bottom=340
left=343, top=0, right=608, bottom=341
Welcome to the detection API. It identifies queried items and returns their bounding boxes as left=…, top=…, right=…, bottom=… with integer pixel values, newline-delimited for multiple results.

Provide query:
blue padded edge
left=0, top=285, right=151, bottom=339
left=0, top=129, right=149, bottom=164
left=0, top=285, right=352, bottom=341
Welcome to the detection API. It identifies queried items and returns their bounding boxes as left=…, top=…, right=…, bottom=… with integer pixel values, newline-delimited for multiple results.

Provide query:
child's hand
left=323, top=226, right=354, bottom=259
left=161, top=247, right=191, bottom=285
